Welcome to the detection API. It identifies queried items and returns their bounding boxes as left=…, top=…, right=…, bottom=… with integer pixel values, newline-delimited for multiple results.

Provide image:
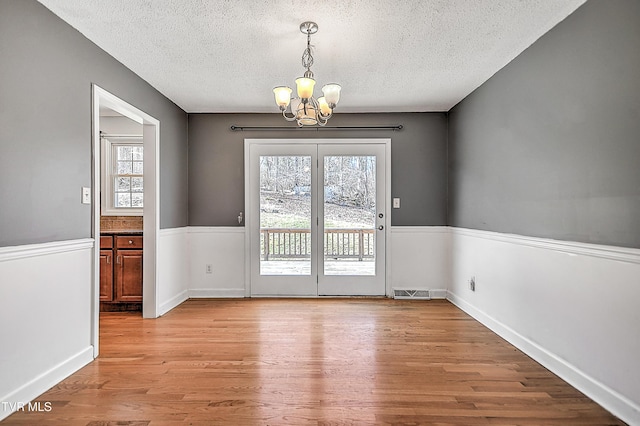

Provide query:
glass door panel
left=323, top=155, right=376, bottom=276
left=260, top=155, right=312, bottom=276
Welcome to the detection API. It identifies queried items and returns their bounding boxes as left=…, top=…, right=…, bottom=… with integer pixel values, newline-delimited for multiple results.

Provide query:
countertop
left=100, top=230, right=143, bottom=235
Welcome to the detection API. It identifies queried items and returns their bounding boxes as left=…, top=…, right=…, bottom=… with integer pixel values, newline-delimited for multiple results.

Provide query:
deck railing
left=261, top=228, right=374, bottom=261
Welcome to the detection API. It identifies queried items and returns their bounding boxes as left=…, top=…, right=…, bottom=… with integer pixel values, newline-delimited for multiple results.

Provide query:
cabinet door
left=115, top=249, right=143, bottom=302
left=100, top=249, right=113, bottom=302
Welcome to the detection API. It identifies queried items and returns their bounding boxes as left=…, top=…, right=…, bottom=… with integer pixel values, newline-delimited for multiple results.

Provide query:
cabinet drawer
left=116, top=235, right=143, bottom=249
left=100, top=236, right=113, bottom=249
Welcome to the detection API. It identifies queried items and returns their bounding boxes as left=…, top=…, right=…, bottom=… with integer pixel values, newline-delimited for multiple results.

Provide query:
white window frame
left=101, top=137, right=144, bottom=216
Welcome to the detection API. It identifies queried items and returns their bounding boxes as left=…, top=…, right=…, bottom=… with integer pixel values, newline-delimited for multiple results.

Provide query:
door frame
left=91, top=85, right=160, bottom=357
left=243, top=138, right=392, bottom=297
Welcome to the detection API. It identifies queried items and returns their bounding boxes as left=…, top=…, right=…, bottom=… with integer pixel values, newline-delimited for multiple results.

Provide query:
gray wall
left=99, top=116, right=143, bottom=135
left=448, top=0, right=640, bottom=248
left=0, top=0, right=188, bottom=247
left=188, top=113, right=448, bottom=227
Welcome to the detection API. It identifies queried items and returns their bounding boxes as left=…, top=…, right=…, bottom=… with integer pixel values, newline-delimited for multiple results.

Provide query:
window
left=101, top=138, right=143, bottom=216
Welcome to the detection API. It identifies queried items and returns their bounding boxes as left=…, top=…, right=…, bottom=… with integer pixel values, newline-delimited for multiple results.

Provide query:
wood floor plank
left=3, top=299, right=626, bottom=425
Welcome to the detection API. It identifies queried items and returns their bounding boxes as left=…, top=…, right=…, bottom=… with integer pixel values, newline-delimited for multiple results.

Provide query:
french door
left=247, top=140, right=388, bottom=296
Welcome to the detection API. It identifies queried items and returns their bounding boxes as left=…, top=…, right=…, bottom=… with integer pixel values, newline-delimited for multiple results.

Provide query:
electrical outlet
left=206, top=264, right=213, bottom=274
left=469, top=276, right=476, bottom=291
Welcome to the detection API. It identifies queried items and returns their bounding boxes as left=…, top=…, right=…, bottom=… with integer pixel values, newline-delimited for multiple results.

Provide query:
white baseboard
left=0, top=346, right=93, bottom=421
left=189, top=288, right=246, bottom=298
left=158, top=289, right=189, bottom=316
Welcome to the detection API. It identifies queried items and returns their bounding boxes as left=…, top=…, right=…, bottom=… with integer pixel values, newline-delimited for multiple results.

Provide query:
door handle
left=106, top=255, right=110, bottom=265
left=378, top=225, right=384, bottom=231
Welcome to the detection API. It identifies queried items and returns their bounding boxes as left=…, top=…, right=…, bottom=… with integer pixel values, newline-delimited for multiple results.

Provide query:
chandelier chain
left=301, top=32, right=314, bottom=70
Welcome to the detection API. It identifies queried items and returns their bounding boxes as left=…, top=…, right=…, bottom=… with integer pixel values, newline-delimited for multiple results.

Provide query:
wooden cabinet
left=100, top=236, right=114, bottom=302
left=115, top=249, right=143, bottom=302
left=100, top=233, right=143, bottom=311
left=100, top=249, right=113, bottom=301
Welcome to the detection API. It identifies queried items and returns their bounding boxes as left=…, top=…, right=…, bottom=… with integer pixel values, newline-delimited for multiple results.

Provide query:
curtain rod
left=230, top=125, right=403, bottom=132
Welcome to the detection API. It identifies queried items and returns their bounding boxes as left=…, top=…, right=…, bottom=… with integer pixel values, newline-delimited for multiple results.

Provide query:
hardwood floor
left=4, top=299, right=625, bottom=425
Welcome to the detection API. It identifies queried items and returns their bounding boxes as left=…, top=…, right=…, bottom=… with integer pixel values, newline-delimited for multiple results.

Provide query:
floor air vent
left=393, top=289, right=431, bottom=300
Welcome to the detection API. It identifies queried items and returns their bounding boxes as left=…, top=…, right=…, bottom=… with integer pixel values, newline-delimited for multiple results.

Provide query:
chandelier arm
left=318, top=107, right=333, bottom=120
left=281, top=109, right=297, bottom=121
left=317, top=109, right=330, bottom=126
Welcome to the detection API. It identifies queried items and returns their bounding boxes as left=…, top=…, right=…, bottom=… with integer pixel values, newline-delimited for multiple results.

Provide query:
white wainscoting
left=3, top=228, right=638, bottom=423
left=389, top=226, right=450, bottom=298
left=448, top=228, right=640, bottom=425
left=158, top=228, right=189, bottom=316
left=0, top=239, right=95, bottom=421
left=188, top=227, right=246, bottom=298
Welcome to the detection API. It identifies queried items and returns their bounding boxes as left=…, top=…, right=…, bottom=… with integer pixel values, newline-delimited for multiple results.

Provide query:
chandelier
left=273, top=22, right=341, bottom=126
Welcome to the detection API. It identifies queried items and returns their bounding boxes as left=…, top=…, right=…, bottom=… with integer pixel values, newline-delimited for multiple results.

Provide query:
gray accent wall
left=0, top=0, right=188, bottom=247
left=188, top=113, right=448, bottom=227
left=448, top=0, right=640, bottom=248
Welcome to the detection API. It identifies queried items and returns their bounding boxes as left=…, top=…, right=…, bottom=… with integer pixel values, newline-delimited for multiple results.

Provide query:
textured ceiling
left=38, top=0, right=585, bottom=113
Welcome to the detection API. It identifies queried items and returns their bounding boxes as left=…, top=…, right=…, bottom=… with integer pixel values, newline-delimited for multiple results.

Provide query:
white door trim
left=91, top=85, right=160, bottom=357
left=243, top=138, right=391, bottom=297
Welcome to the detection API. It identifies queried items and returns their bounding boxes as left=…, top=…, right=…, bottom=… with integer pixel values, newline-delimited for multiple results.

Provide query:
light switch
left=82, top=187, right=91, bottom=204
left=393, top=198, right=400, bottom=209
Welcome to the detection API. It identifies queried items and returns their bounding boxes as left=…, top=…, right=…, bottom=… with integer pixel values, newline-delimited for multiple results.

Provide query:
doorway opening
left=91, top=85, right=160, bottom=357
left=245, top=139, right=391, bottom=297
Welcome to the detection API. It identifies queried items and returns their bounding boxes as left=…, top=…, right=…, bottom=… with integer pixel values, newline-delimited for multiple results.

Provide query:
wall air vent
left=393, top=289, right=431, bottom=300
